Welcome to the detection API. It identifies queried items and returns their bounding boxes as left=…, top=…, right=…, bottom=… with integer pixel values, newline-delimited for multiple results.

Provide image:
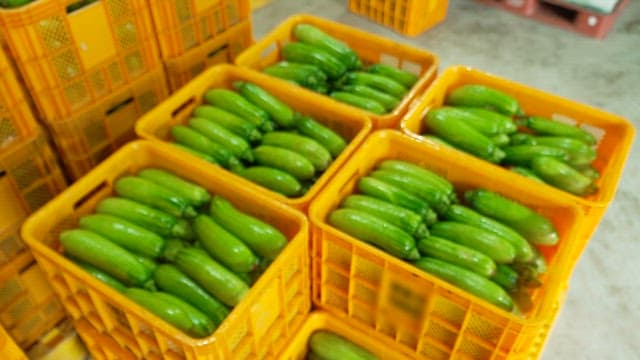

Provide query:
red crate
left=477, top=0, right=630, bottom=39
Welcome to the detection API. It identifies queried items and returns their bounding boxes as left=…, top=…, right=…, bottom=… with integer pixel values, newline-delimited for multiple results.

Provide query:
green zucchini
left=453, top=107, right=518, bottom=134
left=510, top=166, right=545, bottom=183
left=174, top=248, right=249, bottom=307
left=61, top=229, right=151, bottom=286
left=344, top=72, right=407, bottom=98
left=193, top=215, right=259, bottom=273
left=281, top=42, right=347, bottom=80
left=193, top=105, right=262, bottom=143
left=253, top=145, right=316, bottom=180
left=263, top=61, right=328, bottom=89
left=414, top=257, right=514, bottom=311
left=203, top=88, right=270, bottom=131
left=188, top=118, right=254, bottom=162
left=295, top=115, right=347, bottom=158
left=367, top=63, right=418, bottom=88
left=329, top=208, right=419, bottom=260
left=209, top=196, right=288, bottom=260
left=330, top=91, right=386, bottom=115
left=76, top=261, right=127, bottom=293
left=162, top=238, right=189, bottom=262
left=445, top=84, right=522, bottom=116
left=96, top=197, right=182, bottom=238
left=114, top=175, right=197, bottom=218
left=261, top=131, right=332, bottom=171
left=341, top=194, right=429, bottom=238
left=429, top=221, right=516, bottom=264
left=171, top=125, right=244, bottom=171
left=530, top=156, right=597, bottom=196
left=491, top=264, right=519, bottom=292
left=153, top=292, right=216, bottom=337
left=234, top=82, right=296, bottom=128
left=293, top=23, right=361, bottom=70
left=502, top=145, right=569, bottom=166
left=465, top=189, right=559, bottom=245
left=443, top=205, right=535, bottom=262
left=509, top=133, right=596, bottom=166
left=369, top=169, right=451, bottom=215
left=417, top=236, right=497, bottom=278
left=154, top=264, right=230, bottom=326
left=376, top=160, right=455, bottom=199
left=340, top=84, right=400, bottom=111
left=138, top=168, right=212, bottom=207
left=309, top=330, right=378, bottom=360
left=79, top=214, right=164, bottom=259
left=235, top=166, right=302, bottom=197
left=172, top=144, right=218, bottom=164
left=517, top=116, right=597, bottom=145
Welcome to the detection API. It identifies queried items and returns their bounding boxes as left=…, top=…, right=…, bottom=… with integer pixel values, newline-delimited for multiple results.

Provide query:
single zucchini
left=61, top=229, right=151, bottom=286
left=454, top=107, right=518, bottom=134
left=114, top=175, right=197, bottom=218
left=253, top=145, right=316, bottom=180
left=445, top=84, right=522, bottom=116
left=174, top=248, right=249, bottom=307
left=193, top=105, right=262, bottom=143
left=76, top=261, right=127, bottom=293
left=342, top=194, right=429, bottom=238
left=138, top=168, right=212, bottom=207
left=510, top=166, right=545, bottom=183
left=530, top=156, right=597, bottom=196
left=263, top=61, right=328, bottom=89
left=329, top=208, right=420, bottom=260
left=309, top=330, right=379, bottom=360
left=340, top=84, right=400, bottom=111
left=417, top=236, right=497, bottom=278
left=376, top=160, right=455, bottom=198
left=369, top=169, right=451, bottom=215
left=203, top=88, right=270, bottom=130
left=510, top=133, right=596, bottom=166
left=295, top=115, right=347, bottom=157
left=344, top=72, right=408, bottom=98
left=367, top=63, right=418, bottom=88
left=517, top=116, right=597, bottom=145
left=96, top=197, right=181, bottom=238
left=235, top=166, right=302, bottom=197
left=209, top=196, right=288, bottom=260
left=154, top=264, right=230, bottom=326
left=153, top=292, right=216, bottom=337
left=234, top=82, right=296, bottom=128
left=465, top=189, right=559, bottom=245
left=429, top=221, right=516, bottom=264
left=281, top=42, right=347, bottom=80
left=293, top=23, right=361, bottom=70
left=414, top=257, right=514, bottom=311
left=188, top=118, right=254, bottom=162
left=172, top=144, right=218, bottom=164
left=330, top=91, right=386, bottom=115
left=171, top=125, right=243, bottom=171
left=502, top=145, right=569, bottom=167
left=193, top=214, right=259, bottom=273
left=491, top=264, right=519, bottom=292
left=261, top=131, right=332, bottom=171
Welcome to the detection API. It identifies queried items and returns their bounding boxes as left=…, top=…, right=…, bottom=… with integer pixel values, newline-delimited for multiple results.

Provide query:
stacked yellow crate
left=0, top=0, right=168, bottom=180
left=148, top=0, right=254, bottom=91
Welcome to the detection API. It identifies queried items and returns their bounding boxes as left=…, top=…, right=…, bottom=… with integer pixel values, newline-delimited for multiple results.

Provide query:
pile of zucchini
left=328, top=160, right=558, bottom=313
left=423, top=84, right=600, bottom=196
left=262, top=23, right=418, bottom=115
left=169, top=81, right=348, bottom=197
left=307, top=330, right=378, bottom=360
left=59, top=168, right=288, bottom=338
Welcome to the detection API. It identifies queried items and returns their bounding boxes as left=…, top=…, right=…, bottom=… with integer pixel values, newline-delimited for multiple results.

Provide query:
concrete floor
left=251, top=1, right=640, bottom=359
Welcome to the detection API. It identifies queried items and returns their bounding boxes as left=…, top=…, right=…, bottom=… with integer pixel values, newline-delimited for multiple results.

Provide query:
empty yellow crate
left=308, top=130, right=585, bottom=359
left=22, top=140, right=310, bottom=359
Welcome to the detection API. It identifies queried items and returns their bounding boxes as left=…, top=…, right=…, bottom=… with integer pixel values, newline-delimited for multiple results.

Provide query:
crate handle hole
left=0, top=169, right=5, bottom=179
left=73, top=181, right=108, bottom=211
left=207, top=44, right=229, bottom=59
left=106, top=97, right=134, bottom=116
left=171, top=98, right=196, bottom=119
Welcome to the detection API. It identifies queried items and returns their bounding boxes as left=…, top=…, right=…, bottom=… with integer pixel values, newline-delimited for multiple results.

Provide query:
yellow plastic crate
left=234, top=14, right=439, bottom=129
left=401, top=65, right=635, bottom=257
left=0, top=0, right=161, bottom=121
left=348, top=0, right=449, bottom=36
left=136, top=64, right=372, bottom=213
left=0, top=126, right=67, bottom=227
left=0, top=323, right=27, bottom=360
left=148, top=0, right=251, bottom=58
left=0, top=41, right=39, bottom=150
left=45, top=66, right=168, bottom=181
left=164, top=20, right=254, bottom=92
left=22, top=140, right=310, bottom=360
left=279, top=311, right=411, bottom=359
left=308, top=130, right=585, bottom=359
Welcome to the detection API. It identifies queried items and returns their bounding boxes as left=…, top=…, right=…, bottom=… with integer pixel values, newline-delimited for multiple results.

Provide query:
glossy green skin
left=342, top=195, right=428, bottom=238
left=209, top=196, right=287, bottom=260
left=193, top=105, right=262, bottom=143
left=253, top=145, right=316, bottom=180
left=369, top=169, right=451, bottom=215
left=345, top=72, right=408, bottom=98
left=330, top=91, right=386, bottom=115
left=502, top=145, right=568, bottom=167
left=61, top=229, right=151, bottom=286
left=96, top=197, right=178, bottom=237
left=76, top=261, right=127, bottom=293
left=261, top=131, right=332, bottom=172
left=295, top=115, right=347, bottom=158
left=235, top=166, right=302, bottom=197
left=204, top=88, right=269, bottom=128
left=445, top=85, right=522, bottom=116
left=414, top=257, right=514, bottom=311
left=281, top=42, right=347, bottom=80
left=510, top=133, right=596, bottom=166
left=114, top=175, right=196, bottom=218
left=293, top=23, right=361, bottom=70
left=154, top=264, right=229, bottom=327
left=188, top=117, right=253, bottom=162
left=263, top=61, right=328, bottom=88
left=417, top=236, right=496, bottom=278
left=171, top=125, right=242, bottom=171
left=519, top=116, right=596, bottom=145
left=193, top=215, right=259, bottom=273
left=340, top=84, right=400, bottom=111
left=329, top=208, right=420, bottom=260
left=174, top=248, right=249, bottom=307
left=465, top=189, right=559, bottom=246
left=235, top=82, right=296, bottom=128
left=368, top=63, right=418, bottom=88
left=377, top=160, right=454, bottom=195
left=530, top=156, right=597, bottom=196
left=429, top=221, right=516, bottom=264
left=309, top=330, right=379, bottom=360
left=138, top=168, right=211, bottom=207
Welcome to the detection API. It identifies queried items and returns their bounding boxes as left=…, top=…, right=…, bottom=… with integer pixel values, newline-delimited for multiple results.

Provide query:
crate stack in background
left=0, top=0, right=168, bottom=181
left=0, top=30, right=82, bottom=358
left=148, top=0, right=254, bottom=91
left=348, top=0, right=449, bottom=37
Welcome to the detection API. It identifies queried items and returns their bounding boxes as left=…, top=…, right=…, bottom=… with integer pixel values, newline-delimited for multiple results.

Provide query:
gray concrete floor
left=251, top=1, right=640, bottom=359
